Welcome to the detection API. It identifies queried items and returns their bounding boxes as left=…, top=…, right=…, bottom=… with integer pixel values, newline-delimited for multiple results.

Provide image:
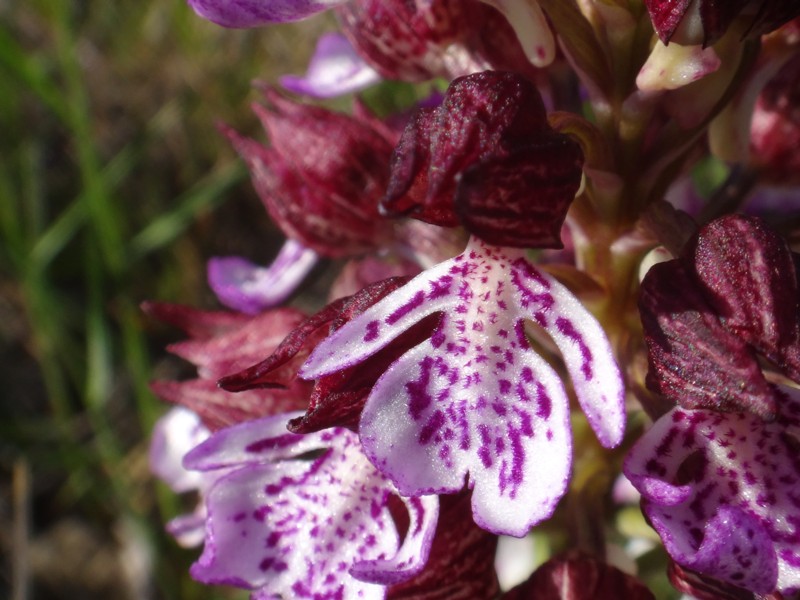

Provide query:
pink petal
left=168, top=307, right=306, bottom=380
left=207, top=240, right=319, bottom=314
left=279, top=33, right=381, bottom=98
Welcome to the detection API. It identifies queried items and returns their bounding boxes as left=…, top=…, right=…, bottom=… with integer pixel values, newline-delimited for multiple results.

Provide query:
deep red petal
left=455, top=136, right=583, bottom=248
left=690, top=215, right=800, bottom=380
left=502, top=552, right=654, bottom=599
left=639, top=259, right=778, bottom=418
left=388, top=493, right=500, bottom=600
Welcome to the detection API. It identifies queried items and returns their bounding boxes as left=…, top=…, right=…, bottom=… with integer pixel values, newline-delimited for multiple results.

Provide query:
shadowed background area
left=0, top=1, right=332, bottom=597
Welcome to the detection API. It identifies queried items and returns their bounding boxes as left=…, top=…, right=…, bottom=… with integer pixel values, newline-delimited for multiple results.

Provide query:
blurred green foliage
left=0, top=1, right=330, bottom=597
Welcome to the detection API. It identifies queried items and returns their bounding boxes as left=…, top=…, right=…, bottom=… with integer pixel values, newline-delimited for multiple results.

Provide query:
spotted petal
left=302, top=237, right=625, bottom=536
left=184, top=413, right=438, bottom=597
left=624, top=386, right=800, bottom=595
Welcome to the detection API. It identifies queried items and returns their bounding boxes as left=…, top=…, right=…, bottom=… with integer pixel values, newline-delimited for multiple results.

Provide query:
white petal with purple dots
left=624, top=385, right=800, bottom=595
left=302, top=237, right=625, bottom=536
left=184, top=412, right=439, bottom=598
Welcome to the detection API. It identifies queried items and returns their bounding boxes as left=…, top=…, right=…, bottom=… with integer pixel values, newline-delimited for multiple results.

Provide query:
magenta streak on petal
left=555, top=316, right=593, bottom=381
left=510, top=265, right=626, bottom=449
left=279, top=33, right=381, bottom=98
left=386, top=290, right=426, bottom=325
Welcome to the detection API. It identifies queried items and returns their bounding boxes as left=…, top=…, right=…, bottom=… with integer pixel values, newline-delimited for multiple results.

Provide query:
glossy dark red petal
left=502, top=552, right=655, bottom=599
left=455, top=136, right=583, bottom=248
left=643, top=0, right=693, bottom=43
left=639, top=259, right=778, bottom=418
left=690, top=215, right=800, bottom=380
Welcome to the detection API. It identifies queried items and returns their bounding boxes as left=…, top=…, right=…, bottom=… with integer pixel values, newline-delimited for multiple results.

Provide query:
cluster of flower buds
left=147, top=0, right=800, bottom=598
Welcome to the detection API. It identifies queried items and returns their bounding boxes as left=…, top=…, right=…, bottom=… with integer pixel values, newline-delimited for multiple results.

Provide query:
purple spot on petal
left=386, top=290, right=425, bottom=325
left=556, top=316, right=594, bottom=380
left=364, top=320, right=380, bottom=342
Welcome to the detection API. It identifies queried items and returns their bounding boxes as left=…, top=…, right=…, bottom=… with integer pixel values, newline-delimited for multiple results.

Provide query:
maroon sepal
left=221, top=88, right=393, bottom=258
left=141, top=301, right=254, bottom=340
left=389, top=493, right=500, bottom=600
left=218, top=297, right=350, bottom=391
left=219, top=277, right=440, bottom=433
left=143, top=302, right=310, bottom=430
left=643, top=0, right=694, bottom=44
left=639, top=259, right=779, bottom=418
left=382, top=71, right=583, bottom=248
left=750, top=53, right=800, bottom=185
left=502, top=552, right=655, bottom=599
left=455, top=139, right=583, bottom=248
left=690, top=215, right=800, bottom=379
left=165, top=308, right=309, bottom=381
left=668, top=560, right=785, bottom=600
left=645, top=0, right=800, bottom=45
left=149, top=379, right=308, bottom=432
left=639, top=215, right=800, bottom=419
left=335, top=0, right=468, bottom=81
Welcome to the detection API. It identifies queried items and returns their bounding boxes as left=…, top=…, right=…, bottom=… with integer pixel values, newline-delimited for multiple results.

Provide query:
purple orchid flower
left=183, top=411, right=438, bottom=598
left=626, top=214, right=800, bottom=596
left=300, top=236, right=626, bottom=537
left=279, top=32, right=381, bottom=99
